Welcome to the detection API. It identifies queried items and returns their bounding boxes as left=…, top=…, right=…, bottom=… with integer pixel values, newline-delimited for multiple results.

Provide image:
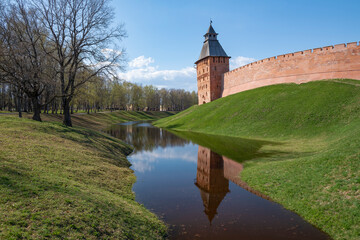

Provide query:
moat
left=106, top=121, right=330, bottom=240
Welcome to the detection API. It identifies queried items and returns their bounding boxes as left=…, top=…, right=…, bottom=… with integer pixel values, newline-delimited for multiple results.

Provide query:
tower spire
left=195, top=23, right=228, bottom=64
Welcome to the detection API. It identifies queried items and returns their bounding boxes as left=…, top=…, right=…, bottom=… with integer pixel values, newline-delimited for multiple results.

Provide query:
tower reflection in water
left=195, top=146, right=269, bottom=224
left=195, top=146, right=230, bottom=223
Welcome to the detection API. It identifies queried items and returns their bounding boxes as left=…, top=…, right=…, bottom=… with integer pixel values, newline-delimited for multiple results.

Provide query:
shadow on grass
left=35, top=123, right=132, bottom=167
left=170, top=130, right=291, bottom=163
left=162, top=123, right=184, bottom=129
left=72, top=116, right=102, bottom=128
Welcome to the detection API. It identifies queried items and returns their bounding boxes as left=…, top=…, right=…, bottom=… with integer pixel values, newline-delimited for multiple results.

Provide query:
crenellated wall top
left=224, top=42, right=360, bottom=76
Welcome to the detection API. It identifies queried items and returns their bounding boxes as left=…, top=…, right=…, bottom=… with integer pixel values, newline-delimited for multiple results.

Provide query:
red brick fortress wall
left=222, top=42, right=360, bottom=97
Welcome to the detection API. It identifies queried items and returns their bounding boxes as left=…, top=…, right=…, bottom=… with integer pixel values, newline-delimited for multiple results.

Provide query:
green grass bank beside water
left=0, top=111, right=173, bottom=239
left=154, top=80, right=360, bottom=240
left=25, top=110, right=175, bottom=131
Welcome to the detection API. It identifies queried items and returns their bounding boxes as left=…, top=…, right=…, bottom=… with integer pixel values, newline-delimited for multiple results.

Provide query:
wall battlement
left=221, top=41, right=360, bottom=98
left=225, top=41, right=360, bottom=76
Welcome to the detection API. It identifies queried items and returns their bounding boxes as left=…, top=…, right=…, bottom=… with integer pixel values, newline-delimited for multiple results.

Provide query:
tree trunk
left=23, top=96, right=28, bottom=112
left=70, top=103, right=74, bottom=114
left=31, top=97, right=42, bottom=121
left=43, top=104, right=47, bottom=114
left=8, top=87, right=12, bottom=112
left=62, top=97, right=72, bottom=127
left=1, top=84, right=5, bottom=110
left=17, top=94, right=22, bottom=118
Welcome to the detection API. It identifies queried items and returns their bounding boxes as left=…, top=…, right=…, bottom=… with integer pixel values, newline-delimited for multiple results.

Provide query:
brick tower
left=195, top=22, right=230, bottom=105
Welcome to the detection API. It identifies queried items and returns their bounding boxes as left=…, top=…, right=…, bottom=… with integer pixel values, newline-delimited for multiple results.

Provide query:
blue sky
left=110, top=0, right=360, bottom=91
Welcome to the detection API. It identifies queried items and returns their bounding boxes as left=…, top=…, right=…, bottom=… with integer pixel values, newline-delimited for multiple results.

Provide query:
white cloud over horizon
left=230, top=56, right=256, bottom=70
left=128, top=56, right=154, bottom=68
left=117, top=55, right=256, bottom=91
left=117, top=55, right=197, bottom=91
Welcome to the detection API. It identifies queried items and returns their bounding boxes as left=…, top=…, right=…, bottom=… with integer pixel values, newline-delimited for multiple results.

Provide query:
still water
left=106, top=121, right=330, bottom=240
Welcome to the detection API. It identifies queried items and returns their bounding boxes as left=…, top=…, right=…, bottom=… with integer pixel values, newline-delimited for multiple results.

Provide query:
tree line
left=0, top=0, right=197, bottom=126
left=0, top=80, right=197, bottom=114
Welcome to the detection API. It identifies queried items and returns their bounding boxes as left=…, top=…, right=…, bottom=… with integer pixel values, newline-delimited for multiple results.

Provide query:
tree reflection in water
left=105, top=122, right=190, bottom=152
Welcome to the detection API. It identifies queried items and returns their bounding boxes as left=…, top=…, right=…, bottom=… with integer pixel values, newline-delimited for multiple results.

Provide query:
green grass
left=0, top=115, right=168, bottom=239
left=27, top=110, right=176, bottom=131
left=155, top=79, right=360, bottom=240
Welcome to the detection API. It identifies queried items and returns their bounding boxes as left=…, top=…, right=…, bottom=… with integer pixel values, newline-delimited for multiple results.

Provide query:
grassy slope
left=155, top=80, right=360, bottom=240
left=25, top=111, right=176, bottom=131
left=0, top=114, right=168, bottom=239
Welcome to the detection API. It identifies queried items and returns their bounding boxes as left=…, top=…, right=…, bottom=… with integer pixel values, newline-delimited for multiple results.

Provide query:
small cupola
left=195, top=21, right=230, bottom=64
left=204, top=23, right=218, bottom=41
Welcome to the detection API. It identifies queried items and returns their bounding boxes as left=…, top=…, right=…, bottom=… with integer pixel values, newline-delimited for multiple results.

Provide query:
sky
left=109, top=0, right=360, bottom=92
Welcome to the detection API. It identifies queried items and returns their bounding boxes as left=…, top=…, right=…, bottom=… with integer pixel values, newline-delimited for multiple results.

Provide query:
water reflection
left=171, top=130, right=284, bottom=163
left=106, top=122, right=331, bottom=240
left=128, top=146, right=197, bottom=172
left=106, top=122, right=190, bottom=153
left=196, top=146, right=271, bottom=224
left=196, top=146, right=230, bottom=223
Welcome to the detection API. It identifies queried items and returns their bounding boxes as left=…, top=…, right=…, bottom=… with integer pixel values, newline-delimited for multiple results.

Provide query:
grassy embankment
left=25, top=110, right=175, bottom=130
left=155, top=79, right=360, bottom=240
left=0, top=111, right=174, bottom=239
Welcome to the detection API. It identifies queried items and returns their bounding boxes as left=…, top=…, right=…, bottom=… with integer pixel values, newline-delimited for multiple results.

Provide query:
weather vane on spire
left=210, top=18, right=212, bottom=25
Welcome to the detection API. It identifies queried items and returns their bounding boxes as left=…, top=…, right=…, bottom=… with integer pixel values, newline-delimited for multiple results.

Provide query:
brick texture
left=221, top=42, right=360, bottom=98
left=197, top=56, right=229, bottom=105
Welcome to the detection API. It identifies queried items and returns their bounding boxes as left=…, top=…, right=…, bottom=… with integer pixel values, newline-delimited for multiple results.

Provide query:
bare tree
left=33, top=0, right=126, bottom=126
left=0, top=0, right=56, bottom=121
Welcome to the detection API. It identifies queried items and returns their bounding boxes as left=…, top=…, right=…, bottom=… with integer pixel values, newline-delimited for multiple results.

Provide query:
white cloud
left=117, top=55, right=255, bottom=91
left=230, top=56, right=256, bottom=70
left=117, top=55, right=197, bottom=91
left=130, top=145, right=198, bottom=173
left=120, top=65, right=195, bottom=81
left=101, top=48, right=123, bottom=59
left=128, top=56, right=154, bottom=68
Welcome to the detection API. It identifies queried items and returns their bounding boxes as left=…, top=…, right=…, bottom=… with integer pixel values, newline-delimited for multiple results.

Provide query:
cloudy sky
left=110, top=0, right=360, bottom=91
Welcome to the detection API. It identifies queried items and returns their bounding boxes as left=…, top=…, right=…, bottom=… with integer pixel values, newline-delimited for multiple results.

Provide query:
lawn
left=0, top=115, right=168, bottom=239
left=24, top=110, right=176, bottom=131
